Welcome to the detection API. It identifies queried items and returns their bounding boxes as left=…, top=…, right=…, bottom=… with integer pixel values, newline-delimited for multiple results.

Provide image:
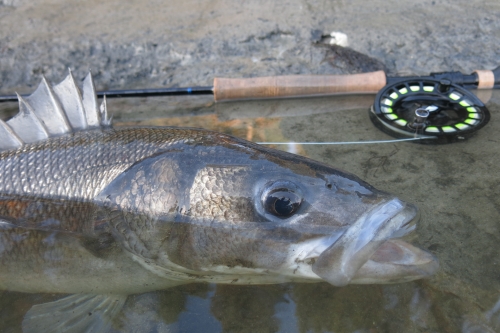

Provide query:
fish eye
left=261, top=181, right=303, bottom=218
left=264, top=190, right=302, bottom=217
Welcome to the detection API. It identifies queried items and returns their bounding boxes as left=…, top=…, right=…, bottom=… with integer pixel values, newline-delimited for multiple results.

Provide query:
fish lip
left=350, top=239, right=439, bottom=284
left=310, top=198, right=433, bottom=286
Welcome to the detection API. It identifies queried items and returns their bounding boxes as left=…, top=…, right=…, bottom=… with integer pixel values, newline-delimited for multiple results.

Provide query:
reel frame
left=370, top=78, right=491, bottom=144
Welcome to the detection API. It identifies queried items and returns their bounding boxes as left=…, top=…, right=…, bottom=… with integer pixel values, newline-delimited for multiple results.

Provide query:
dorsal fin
left=7, top=95, right=50, bottom=144
left=24, top=75, right=71, bottom=135
left=0, top=70, right=111, bottom=152
left=0, top=119, right=23, bottom=150
left=82, top=71, right=101, bottom=127
left=52, top=70, right=87, bottom=130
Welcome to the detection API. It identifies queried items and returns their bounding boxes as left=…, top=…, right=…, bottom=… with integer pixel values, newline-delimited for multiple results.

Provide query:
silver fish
left=0, top=71, right=438, bottom=332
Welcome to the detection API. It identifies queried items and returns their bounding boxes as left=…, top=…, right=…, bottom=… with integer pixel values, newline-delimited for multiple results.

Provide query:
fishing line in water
left=257, top=137, right=436, bottom=145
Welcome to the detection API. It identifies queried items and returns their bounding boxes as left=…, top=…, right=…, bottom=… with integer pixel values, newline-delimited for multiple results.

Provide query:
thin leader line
left=257, top=137, right=436, bottom=145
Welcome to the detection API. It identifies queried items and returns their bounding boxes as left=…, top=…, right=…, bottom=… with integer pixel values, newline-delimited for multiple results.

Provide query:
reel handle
left=213, top=71, right=387, bottom=102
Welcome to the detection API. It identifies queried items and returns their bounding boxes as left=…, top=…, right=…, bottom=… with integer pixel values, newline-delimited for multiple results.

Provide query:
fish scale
left=0, top=128, right=208, bottom=200
left=0, top=72, right=438, bottom=333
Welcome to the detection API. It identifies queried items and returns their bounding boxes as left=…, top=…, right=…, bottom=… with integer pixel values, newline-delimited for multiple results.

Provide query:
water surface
left=0, top=92, right=499, bottom=332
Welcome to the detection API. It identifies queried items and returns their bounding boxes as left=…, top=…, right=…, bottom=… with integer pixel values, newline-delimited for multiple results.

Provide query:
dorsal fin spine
left=65, top=69, right=87, bottom=129
left=100, top=95, right=111, bottom=126
left=52, top=69, right=87, bottom=130
left=24, top=75, right=72, bottom=135
left=41, top=75, right=72, bottom=131
left=82, top=72, right=100, bottom=127
left=0, top=118, right=23, bottom=150
left=0, top=71, right=110, bottom=152
left=6, top=94, right=50, bottom=144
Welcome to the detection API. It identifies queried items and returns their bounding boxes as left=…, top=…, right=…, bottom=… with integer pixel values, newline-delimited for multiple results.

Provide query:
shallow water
left=0, top=91, right=499, bottom=332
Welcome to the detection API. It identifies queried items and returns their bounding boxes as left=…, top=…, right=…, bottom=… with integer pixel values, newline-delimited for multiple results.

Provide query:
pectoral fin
left=22, top=294, right=127, bottom=333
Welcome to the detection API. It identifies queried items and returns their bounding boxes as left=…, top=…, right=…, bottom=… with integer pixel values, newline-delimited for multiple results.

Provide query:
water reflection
left=116, top=283, right=499, bottom=332
left=114, top=92, right=500, bottom=332
left=0, top=93, right=499, bottom=332
left=1, top=282, right=499, bottom=332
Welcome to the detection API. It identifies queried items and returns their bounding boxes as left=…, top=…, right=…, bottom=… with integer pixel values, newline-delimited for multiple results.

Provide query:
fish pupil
left=265, top=190, right=302, bottom=218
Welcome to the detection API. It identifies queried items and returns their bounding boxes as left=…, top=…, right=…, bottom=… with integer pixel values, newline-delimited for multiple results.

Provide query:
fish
left=0, top=71, right=438, bottom=332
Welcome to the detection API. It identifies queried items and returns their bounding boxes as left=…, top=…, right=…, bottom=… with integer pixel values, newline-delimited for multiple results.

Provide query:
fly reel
left=369, top=79, right=491, bottom=144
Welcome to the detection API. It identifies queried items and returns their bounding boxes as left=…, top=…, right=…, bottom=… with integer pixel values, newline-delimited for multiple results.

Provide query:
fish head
left=245, top=156, right=438, bottom=287
left=99, top=134, right=438, bottom=286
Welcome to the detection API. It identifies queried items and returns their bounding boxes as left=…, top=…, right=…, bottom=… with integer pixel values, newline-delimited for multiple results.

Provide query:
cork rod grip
left=213, top=71, right=387, bottom=102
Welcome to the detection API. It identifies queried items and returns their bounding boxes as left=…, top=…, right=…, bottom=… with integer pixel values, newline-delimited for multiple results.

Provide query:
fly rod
left=0, top=67, right=498, bottom=144
left=0, top=67, right=498, bottom=103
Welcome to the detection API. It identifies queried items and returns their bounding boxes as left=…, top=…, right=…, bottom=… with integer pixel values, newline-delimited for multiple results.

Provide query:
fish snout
left=311, top=198, right=437, bottom=286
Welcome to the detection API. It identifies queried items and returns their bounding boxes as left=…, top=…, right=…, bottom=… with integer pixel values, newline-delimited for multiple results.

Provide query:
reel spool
left=369, top=79, right=490, bottom=144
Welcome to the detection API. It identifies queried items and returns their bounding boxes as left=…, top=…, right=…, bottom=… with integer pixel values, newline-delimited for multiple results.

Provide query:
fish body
left=0, top=72, right=438, bottom=331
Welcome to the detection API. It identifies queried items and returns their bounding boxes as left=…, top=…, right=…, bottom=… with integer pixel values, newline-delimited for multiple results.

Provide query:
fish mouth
left=311, top=198, right=438, bottom=286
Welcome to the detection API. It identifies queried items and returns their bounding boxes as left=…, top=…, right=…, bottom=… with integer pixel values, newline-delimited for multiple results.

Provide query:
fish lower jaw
left=282, top=235, right=438, bottom=285
left=350, top=239, right=439, bottom=284
left=285, top=199, right=438, bottom=286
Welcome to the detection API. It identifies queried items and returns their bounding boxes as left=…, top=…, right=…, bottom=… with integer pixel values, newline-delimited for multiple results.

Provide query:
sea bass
left=0, top=72, right=438, bottom=332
